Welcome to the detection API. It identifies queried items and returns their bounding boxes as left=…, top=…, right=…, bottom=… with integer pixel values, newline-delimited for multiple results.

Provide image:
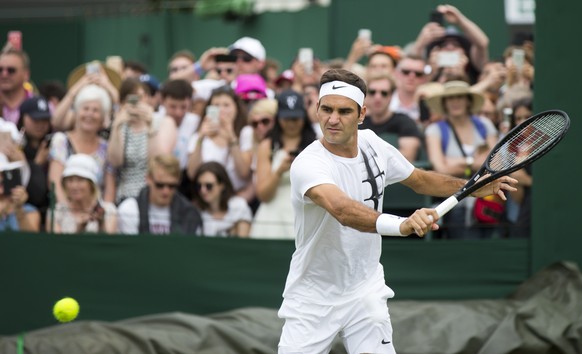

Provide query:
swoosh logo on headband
left=332, top=85, right=346, bottom=89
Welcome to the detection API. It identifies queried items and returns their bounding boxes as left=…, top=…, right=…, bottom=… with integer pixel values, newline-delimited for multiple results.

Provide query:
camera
left=430, top=10, right=444, bottom=26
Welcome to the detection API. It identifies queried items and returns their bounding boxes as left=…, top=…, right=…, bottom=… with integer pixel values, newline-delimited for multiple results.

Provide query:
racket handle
left=435, top=196, right=459, bottom=217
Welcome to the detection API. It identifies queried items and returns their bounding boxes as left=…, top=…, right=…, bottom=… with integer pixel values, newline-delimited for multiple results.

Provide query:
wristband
left=376, top=213, right=406, bottom=236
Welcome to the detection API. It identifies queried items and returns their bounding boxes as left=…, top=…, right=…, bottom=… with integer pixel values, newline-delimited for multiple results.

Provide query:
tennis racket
left=435, top=109, right=570, bottom=217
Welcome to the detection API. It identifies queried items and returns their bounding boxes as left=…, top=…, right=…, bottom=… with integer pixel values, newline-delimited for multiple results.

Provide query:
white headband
left=319, top=81, right=365, bottom=108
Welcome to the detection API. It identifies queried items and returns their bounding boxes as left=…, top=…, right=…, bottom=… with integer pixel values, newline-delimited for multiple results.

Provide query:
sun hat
left=66, top=61, right=122, bottom=90
left=62, top=154, right=99, bottom=185
left=425, top=80, right=484, bottom=115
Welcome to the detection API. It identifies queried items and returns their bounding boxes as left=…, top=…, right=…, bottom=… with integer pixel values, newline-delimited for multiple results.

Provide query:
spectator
left=138, top=74, right=162, bottom=111
left=48, top=84, right=117, bottom=204
left=214, top=54, right=238, bottom=85
left=261, top=58, right=281, bottom=92
left=274, top=69, right=294, bottom=94
left=424, top=80, right=498, bottom=239
left=0, top=156, right=39, bottom=232
left=366, top=45, right=402, bottom=78
left=413, top=5, right=489, bottom=84
left=38, top=81, right=67, bottom=113
left=155, top=79, right=200, bottom=171
left=52, top=61, right=121, bottom=132
left=503, top=45, right=535, bottom=90
left=117, top=154, right=203, bottom=235
left=229, top=37, right=266, bottom=75
left=17, top=96, right=53, bottom=230
left=167, top=50, right=197, bottom=82
left=250, top=89, right=317, bottom=239
left=360, top=72, right=422, bottom=162
left=192, top=161, right=252, bottom=237
left=0, top=48, right=33, bottom=125
left=48, top=154, right=117, bottom=234
left=391, top=55, right=430, bottom=122
left=107, top=78, right=177, bottom=204
left=122, top=60, right=148, bottom=79
left=234, top=73, right=268, bottom=110
left=246, top=98, right=277, bottom=213
left=186, top=85, right=253, bottom=200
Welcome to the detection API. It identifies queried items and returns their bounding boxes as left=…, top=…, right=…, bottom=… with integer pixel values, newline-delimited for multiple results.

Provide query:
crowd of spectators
left=0, top=4, right=534, bottom=238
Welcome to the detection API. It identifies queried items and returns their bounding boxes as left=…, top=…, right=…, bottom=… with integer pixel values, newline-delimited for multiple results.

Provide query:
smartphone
left=512, top=48, right=525, bottom=71
left=206, top=105, right=220, bottom=125
left=44, top=133, right=54, bottom=147
left=430, top=10, right=444, bottom=26
left=2, top=168, right=22, bottom=196
left=126, top=94, right=140, bottom=106
left=358, top=29, right=372, bottom=41
left=86, top=61, right=100, bottom=75
left=437, top=51, right=460, bottom=67
left=7, top=31, right=22, bottom=50
left=298, top=48, right=314, bottom=75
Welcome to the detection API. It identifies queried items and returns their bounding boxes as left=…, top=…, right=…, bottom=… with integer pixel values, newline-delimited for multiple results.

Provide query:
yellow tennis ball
left=53, top=297, right=79, bottom=323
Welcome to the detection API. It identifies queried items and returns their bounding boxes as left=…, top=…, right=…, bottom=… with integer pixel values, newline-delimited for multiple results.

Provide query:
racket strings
left=489, top=113, right=568, bottom=171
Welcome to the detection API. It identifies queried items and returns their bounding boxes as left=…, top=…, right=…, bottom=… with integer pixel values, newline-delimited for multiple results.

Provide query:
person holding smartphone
left=0, top=156, right=40, bottom=232
left=17, top=96, right=53, bottom=231
left=107, top=78, right=177, bottom=204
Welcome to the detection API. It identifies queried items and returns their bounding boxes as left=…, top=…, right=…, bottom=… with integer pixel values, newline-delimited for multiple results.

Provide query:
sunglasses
left=400, top=69, right=425, bottom=78
left=152, top=179, right=179, bottom=190
left=0, top=66, right=17, bottom=75
left=235, top=54, right=254, bottom=63
left=368, top=89, right=391, bottom=97
left=251, top=117, right=272, bottom=128
left=196, top=182, right=215, bottom=192
left=216, top=68, right=234, bottom=75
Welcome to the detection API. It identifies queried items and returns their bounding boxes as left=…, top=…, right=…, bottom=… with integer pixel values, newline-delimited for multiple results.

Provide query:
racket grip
left=435, top=196, right=459, bottom=217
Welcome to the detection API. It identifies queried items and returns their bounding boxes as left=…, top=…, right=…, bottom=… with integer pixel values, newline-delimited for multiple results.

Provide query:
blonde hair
left=148, top=154, right=181, bottom=180
left=248, top=98, right=277, bottom=122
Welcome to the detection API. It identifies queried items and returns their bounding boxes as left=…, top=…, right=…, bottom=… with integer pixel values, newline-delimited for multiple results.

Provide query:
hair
left=260, top=58, right=280, bottom=81
left=73, top=84, right=112, bottom=115
left=248, top=98, right=278, bottom=121
left=396, top=54, right=426, bottom=68
left=167, top=50, right=196, bottom=70
left=191, top=161, right=235, bottom=212
left=199, top=85, right=247, bottom=137
left=148, top=154, right=181, bottom=180
left=160, top=79, right=193, bottom=100
left=510, top=96, right=533, bottom=127
left=123, top=60, right=148, bottom=75
left=119, top=78, right=148, bottom=103
left=365, top=72, right=396, bottom=94
left=38, top=81, right=67, bottom=101
left=0, top=48, right=30, bottom=70
left=320, top=69, right=367, bottom=115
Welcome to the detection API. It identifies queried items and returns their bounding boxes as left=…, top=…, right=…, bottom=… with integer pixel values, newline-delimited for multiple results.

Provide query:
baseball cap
left=229, top=37, right=266, bottom=61
left=139, top=74, right=161, bottom=94
left=19, top=96, right=52, bottom=120
left=235, top=74, right=267, bottom=101
left=62, top=154, right=99, bottom=185
left=275, top=70, right=295, bottom=86
left=277, top=89, right=306, bottom=118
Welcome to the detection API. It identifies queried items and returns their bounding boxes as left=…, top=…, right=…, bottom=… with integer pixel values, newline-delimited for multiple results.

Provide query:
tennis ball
left=53, top=297, right=79, bottom=323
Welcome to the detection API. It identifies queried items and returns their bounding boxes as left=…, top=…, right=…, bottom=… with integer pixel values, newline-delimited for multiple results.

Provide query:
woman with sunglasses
left=191, top=161, right=252, bottom=237
left=186, top=86, right=254, bottom=203
left=249, top=89, right=317, bottom=239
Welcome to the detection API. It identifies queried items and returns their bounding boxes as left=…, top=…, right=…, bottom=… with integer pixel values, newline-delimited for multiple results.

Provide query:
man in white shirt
left=278, top=69, right=517, bottom=353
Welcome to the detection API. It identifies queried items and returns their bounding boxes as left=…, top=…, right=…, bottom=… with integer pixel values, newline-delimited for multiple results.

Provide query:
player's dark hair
left=320, top=69, right=367, bottom=115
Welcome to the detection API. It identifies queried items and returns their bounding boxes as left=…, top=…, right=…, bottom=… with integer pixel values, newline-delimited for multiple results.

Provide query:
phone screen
left=206, top=105, right=220, bottom=125
left=298, top=48, right=314, bottom=75
left=430, top=10, right=444, bottom=26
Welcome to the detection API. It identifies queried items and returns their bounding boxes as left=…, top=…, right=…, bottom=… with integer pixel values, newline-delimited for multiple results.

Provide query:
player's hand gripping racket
left=435, top=110, right=570, bottom=217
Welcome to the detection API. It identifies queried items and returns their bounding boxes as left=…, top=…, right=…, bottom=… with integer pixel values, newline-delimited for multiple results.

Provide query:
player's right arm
left=305, top=183, right=381, bottom=233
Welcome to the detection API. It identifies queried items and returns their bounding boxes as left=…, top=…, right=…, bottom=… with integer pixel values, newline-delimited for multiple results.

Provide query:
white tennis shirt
left=282, top=129, right=415, bottom=305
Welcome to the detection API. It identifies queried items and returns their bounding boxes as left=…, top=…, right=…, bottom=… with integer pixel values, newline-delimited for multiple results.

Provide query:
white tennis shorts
left=278, top=285, right=396, bottom=354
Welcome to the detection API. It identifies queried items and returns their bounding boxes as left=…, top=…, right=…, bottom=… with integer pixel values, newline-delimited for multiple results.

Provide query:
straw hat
left=425, top=80, right=484, bottom=115
left=66, top=61, right=122, bottom=90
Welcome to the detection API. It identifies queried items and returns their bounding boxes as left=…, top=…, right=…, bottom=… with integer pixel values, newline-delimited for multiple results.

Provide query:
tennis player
left=277, top=69, right=517, bottom=353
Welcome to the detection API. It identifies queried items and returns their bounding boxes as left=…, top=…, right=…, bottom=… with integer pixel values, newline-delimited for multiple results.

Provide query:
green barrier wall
left=0, top=233, right=528, bottom=335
